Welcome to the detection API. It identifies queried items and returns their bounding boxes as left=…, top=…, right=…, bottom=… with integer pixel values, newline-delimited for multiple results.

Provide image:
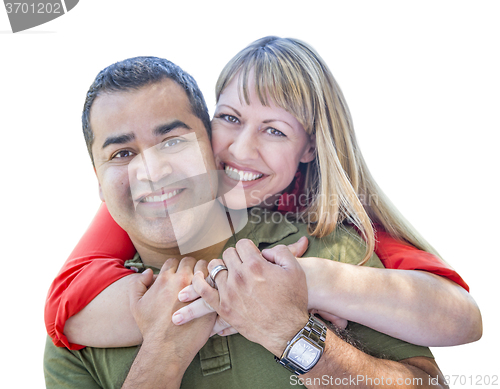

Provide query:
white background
left=1, top=1, right=498, bottom=387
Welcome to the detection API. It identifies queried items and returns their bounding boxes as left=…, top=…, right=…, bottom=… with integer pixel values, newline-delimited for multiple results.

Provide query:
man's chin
left=134, top=202, right=171, bottom=219
left=131, top=213, right=199, bottom=248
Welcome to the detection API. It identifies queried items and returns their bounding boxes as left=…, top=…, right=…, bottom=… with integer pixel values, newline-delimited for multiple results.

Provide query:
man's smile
left=135, top=187, right=185, bottom=205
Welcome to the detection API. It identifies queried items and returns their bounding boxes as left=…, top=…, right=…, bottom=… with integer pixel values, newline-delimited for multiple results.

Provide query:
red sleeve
left=374, top=229, right=469, bottom=292
left=44, top=203, right=136, bottom=350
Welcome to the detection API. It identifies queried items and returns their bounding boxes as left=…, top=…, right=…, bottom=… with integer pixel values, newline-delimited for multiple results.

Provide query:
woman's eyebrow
left=262, top=119, right=293, bottom=130
left=216, top=104, right=242, bottom=117
left=217, top=104, right=294, bottom=130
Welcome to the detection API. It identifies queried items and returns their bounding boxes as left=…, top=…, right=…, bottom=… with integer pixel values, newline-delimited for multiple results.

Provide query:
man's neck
left=132, top=238, right=230, bottom=269
left=131, top=203, right=233, bottom=269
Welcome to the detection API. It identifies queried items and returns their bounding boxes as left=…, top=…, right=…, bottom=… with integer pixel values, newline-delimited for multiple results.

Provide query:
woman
left=45, top=36, right=481, bottom=351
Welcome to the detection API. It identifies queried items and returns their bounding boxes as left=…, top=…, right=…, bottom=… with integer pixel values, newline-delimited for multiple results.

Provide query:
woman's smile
left=211, top=72, right=316, bottom=209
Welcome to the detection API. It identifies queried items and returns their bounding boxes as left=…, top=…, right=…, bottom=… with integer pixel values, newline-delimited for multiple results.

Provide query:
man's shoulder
left=43, top=335, right=138, bottom=388
left=270, top=219, right=383, bottom=267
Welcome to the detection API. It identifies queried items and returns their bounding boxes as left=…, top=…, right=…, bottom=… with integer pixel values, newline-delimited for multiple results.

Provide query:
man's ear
left=95, top=168, right=105, bottom=202
left=300, top=134, right=316, bottom=163
left=98, top=182, right=105, bottom=202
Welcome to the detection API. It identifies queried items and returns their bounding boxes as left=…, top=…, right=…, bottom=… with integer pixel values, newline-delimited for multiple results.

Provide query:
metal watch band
left=275, top=314, right=327, bottom=375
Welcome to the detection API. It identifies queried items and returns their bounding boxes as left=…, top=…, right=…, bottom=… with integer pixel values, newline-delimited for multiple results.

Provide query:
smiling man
left=44, top=57, right=447, bottom=389
left=91, top=76, right=229, bottom=265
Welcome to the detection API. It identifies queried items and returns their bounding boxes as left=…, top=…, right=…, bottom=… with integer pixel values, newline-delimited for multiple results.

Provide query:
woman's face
left=211, top=75, right=315, bottom=210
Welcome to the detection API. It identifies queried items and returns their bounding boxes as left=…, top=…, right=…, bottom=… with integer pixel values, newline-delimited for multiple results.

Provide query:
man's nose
left=136, top=147, right=173, bottom=183
left=227, top=125, right=259, bottom=161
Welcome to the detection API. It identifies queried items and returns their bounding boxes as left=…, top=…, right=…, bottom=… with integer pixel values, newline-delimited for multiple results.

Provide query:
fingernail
left=172, top=313, right=184, bottom=325
left=178, top=292, right=187, bottom=301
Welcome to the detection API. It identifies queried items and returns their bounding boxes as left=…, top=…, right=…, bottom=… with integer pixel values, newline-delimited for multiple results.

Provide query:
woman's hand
left=174, top=287, right=236, bottom=336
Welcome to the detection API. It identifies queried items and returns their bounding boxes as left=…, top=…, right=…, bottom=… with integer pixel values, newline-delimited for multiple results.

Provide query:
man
left=44, top=56, right=448, bottom=388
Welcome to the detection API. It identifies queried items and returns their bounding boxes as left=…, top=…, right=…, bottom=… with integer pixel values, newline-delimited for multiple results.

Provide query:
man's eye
left=112, top=150, right=134, bottom=159
left=162, top=138, right=183, bottom=148
left=266, top=127, right=286, bottom=137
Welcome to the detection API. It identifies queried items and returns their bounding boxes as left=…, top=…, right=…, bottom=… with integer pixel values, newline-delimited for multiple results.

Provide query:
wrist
left=306, top=259, right=338, bottom=311
left=140, top=335, right=193, bottom=372
left=270, top=311, right=310, bottom=357
left=275, top=314, right=328, bottom=375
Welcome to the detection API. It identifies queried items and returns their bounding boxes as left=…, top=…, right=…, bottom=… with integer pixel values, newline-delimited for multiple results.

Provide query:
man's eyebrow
left=102, top=133, right=135, bottom=149
left=153, top=120, right=192, bottom=137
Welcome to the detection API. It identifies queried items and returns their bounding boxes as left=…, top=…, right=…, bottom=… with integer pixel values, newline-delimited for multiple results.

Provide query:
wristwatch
left=275, top=314, right=327, bottom=375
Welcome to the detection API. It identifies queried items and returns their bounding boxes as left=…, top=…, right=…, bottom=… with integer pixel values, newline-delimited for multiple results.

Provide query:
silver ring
left=209, top=264, right=228, bottom=288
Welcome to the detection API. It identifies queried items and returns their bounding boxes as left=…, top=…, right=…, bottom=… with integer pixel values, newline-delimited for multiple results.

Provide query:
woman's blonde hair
left=215, top=36, right=440, bottom=264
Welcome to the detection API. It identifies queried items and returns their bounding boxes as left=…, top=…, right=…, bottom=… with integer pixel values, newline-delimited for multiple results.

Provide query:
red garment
left=374, top=229, right=468, bottom=291
left=277, top=171, right=468, bottom=291
left=45, top=204, right=136, bottom=350
left=45, top=197, right=469, bottom=350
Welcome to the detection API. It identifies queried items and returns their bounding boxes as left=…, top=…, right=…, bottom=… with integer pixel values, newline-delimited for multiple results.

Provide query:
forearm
left=304, top=258, right=481, bottom=346
left=121, top=337, right=186, bottom=389
left=123, top=260, right=216, bottom=388
left=65, top=274, right=143, bottom=347
left=300, top=330, right=448, bottom=389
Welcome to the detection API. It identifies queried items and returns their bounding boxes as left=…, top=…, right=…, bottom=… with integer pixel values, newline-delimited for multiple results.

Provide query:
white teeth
left=142, top=189, right=182, bottom=203
left=224, top=165, right=263, bottom=182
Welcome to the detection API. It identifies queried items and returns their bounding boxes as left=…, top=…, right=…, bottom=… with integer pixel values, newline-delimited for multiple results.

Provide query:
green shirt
left=44, top=208, right=433, bottom=388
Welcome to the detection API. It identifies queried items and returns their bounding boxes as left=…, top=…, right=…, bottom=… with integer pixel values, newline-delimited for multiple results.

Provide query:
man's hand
left=171, top=237, right=310, bottom=336
left=123, top=257, right=216, bottom=388
left=191, top=239, right=310, bottom=357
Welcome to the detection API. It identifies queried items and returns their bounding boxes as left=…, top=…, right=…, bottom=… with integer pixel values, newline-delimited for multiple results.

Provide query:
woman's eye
left=220, top=114, right=239, bottom=124
left=266, top=127, right=286, bottom=137
left=112, top=150, right=134, bottom=159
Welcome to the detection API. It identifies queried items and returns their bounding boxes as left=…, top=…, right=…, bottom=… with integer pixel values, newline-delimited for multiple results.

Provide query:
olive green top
left=44, top=208, right=433, bottom=388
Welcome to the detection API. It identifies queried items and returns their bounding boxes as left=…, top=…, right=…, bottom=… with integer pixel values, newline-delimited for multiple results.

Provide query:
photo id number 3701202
left=5, top=2, right=62, bottom=14
left=443, top=375, right=498, bottom=386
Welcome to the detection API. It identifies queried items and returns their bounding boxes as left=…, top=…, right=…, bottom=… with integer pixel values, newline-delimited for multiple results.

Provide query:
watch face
left=287, top=337, right=321, bottom=370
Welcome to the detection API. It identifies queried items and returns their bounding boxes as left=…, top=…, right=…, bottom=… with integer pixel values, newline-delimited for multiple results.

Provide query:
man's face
left=91, top=79, right=217, bottom=250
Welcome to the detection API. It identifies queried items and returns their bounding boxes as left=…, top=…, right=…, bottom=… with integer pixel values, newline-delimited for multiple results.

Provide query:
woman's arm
left=45, top=203, right=137, bottom=350
left=64, top=274, right=143, bottom=347
left=173, top=235, right=481, bottom=347
left=299, top=257, right=482, bottom=346
left=374, top=228, right=470, bottom=291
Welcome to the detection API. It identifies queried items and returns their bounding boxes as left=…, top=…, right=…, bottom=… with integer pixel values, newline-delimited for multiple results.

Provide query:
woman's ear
left=300, top=134, right=316, bottom=163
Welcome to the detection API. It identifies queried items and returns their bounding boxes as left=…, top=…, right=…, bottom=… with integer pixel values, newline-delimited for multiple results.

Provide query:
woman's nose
left=227, top=125, right=259, bottom=161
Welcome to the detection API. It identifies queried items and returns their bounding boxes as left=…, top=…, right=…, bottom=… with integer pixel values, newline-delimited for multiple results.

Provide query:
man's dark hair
left=82, top=56, right=211, bottom=164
